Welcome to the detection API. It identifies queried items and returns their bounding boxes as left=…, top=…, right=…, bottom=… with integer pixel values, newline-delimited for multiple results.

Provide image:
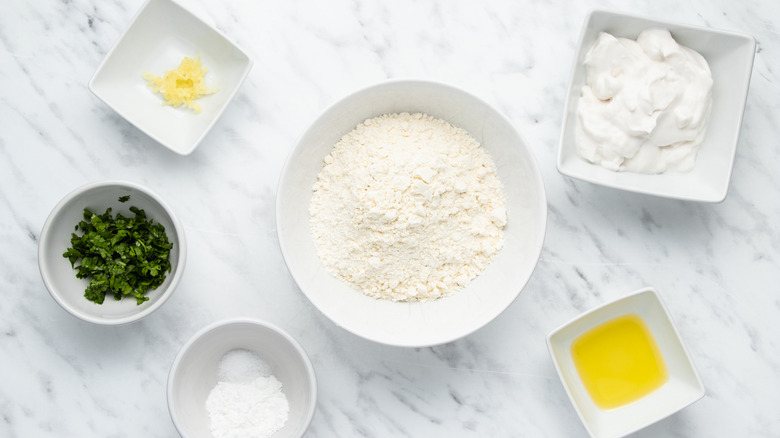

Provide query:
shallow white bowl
left=547, top=287, right=705, bottom=438
left=277, top=79, right=547, bottom=347
left=89, top=0, right=252, bottom=155
left=557, top=9, right=756, bottom=202
left=38, top=180, right=186, bottom=325
left=168, top=318, right=317, bottom=438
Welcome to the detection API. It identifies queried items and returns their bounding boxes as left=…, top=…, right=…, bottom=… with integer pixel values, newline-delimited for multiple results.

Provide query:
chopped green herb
left=118, top=195, right=131, bottom=203
left=62, top=206, right=173, bottom=305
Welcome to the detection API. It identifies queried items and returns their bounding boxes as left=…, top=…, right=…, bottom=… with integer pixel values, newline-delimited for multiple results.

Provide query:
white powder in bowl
left=216, top=349, right=271, bottom=383
left=309, top=112, right=506, bottom=302
left=206, top=349, right=289, bottom=438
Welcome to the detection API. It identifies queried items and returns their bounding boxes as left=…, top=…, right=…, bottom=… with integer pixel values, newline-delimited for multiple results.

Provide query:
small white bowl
left=546, top=287, right=705, bottom=438
left=557, top=9, right=756, bottom=202
left=38, top=180, right=186, bottom=325
left=277, top=79, right=547, bottom=347
left=89, top=0, right=253, bottom=155
left=168, top=318, right=317, bottom=438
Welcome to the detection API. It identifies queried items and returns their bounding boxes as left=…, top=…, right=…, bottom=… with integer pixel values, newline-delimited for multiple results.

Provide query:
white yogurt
left=575, top=28, right=713, bottom=174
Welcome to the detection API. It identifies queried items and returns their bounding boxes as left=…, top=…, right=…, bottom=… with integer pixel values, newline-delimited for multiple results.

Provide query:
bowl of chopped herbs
left=38, top=180, right=186, bottom=325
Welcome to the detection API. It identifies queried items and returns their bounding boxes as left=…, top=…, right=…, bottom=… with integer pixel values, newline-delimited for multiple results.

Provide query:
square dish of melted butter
left=547, top=287, right=705, bottom=438
left=571, top=313, right=668, bottom=409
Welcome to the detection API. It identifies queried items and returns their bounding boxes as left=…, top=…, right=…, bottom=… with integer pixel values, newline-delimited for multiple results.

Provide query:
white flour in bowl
left=309, top=112, right=506, bottom=302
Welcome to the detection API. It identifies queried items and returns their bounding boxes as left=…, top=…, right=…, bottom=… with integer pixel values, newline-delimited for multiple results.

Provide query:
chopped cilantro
left=62, top=206, right=173, bottom=305
left=118, top=195, right=131, bottom=203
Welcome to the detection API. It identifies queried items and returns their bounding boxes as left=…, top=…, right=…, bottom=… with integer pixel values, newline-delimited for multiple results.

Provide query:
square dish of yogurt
left=557, top=9, right=756, bottom=202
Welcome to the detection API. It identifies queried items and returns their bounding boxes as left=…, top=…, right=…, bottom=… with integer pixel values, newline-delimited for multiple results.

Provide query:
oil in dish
left=571, top=313, right=668, bottom=409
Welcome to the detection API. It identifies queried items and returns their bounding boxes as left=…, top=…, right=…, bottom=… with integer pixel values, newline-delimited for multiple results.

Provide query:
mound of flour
left=309, top=112, right=506, bottom=301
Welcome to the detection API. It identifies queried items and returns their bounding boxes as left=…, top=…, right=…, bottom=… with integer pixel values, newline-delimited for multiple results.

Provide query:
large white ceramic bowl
left=547, top=287, right=705, bottom=438
left=89, top=0, right=253, bottom=155
left=276, top=79, right=548, bottom=347
left=168, top=318, right=317, bottom=438
left=38, top=180, right=186, bottom=325
left=557, top=10, right=756, bottom=202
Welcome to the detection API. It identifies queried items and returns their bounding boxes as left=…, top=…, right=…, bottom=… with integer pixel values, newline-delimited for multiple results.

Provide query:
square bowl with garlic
left=89, top=0, right=252, bottom=155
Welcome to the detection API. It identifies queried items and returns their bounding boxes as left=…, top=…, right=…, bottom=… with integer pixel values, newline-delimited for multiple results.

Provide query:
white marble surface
left=2, top=0, right=779, bottom=436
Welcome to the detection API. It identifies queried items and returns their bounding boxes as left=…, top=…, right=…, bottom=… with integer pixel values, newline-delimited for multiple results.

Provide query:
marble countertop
left=2, top=0, right=779, bottom=436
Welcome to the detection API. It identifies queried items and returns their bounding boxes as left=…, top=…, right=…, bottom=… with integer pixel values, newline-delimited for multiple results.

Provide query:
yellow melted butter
left=571, top=314, right=668, bottom=409
left=143, top=55, right=217, bottom=114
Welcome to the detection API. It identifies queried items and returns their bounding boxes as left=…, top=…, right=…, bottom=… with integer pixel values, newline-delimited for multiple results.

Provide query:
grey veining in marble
left=1, top=0, right=779, bottom=436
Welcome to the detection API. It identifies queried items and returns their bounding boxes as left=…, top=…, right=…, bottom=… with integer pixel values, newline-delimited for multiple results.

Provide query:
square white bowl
left=546, top=287, right=705, bottom=438
left=89, top=0, right=252, bottom=155
left=557, top=10, right=756, bottom=202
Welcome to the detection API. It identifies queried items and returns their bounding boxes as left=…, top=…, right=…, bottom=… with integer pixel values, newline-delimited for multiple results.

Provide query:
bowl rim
left=87, top=0, right=254, bottom=156
left=556, top=8, right=756, bottom=203
left=276, top=78, right=548, bottom=347
left=38, top=179, right=187, bottom=325
left=166, top=317, right=318, bottom=437
left=545, top=286, right=705, bottom=438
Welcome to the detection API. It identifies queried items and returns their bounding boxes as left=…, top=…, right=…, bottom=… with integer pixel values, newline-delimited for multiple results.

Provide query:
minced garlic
left=143, top=55, right=217, bottom=114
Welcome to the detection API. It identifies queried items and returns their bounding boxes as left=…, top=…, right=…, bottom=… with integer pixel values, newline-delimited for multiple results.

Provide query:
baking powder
left=205, top=349, right=289, bottom=438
